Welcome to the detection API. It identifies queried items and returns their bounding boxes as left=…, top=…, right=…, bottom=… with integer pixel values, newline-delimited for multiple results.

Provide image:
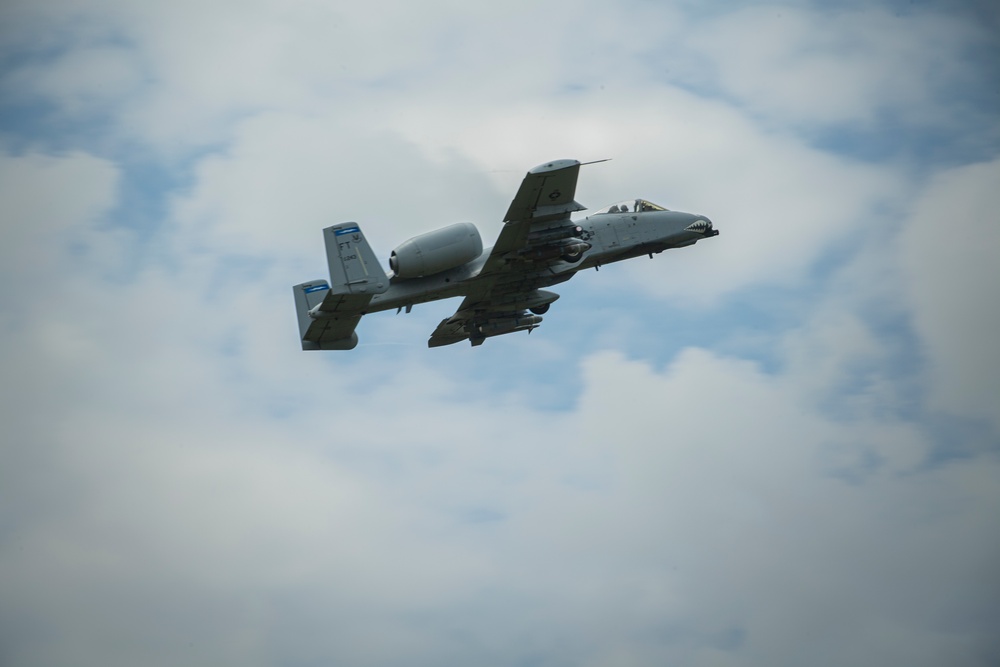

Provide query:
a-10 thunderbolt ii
left=293, top=159, right=718, bottom=349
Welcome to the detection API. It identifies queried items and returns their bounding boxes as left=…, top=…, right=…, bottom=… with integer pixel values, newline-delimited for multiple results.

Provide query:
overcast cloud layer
left=1, top=1, right=999, bottom=666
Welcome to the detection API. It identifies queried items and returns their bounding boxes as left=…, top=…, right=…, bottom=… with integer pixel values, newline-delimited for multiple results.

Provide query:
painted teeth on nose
left=685, top=220, right=709, bottom=232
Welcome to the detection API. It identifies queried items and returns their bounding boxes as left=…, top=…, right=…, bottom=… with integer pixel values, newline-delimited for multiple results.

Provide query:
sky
left=1, top=1, right=999, bottom=665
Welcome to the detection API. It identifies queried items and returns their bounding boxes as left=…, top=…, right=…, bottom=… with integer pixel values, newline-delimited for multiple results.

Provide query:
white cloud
left=0, top=150, right=993, bottom=665
left=3, top=44, right=143, bottom=117
left=4, top=1, right=992, bottom=158
left=164, top=81, right=905, bottom=308
left=528, top=348, right=999, bottom=666
left=673, top=6, right=989, bottom=129
left=167, top=112, right=505, bottom=263
left=897, top=158, right=1000, bottom=431
left=1, top=1, right=999, bottom=666
left=0, top=151, right=121, bottom=327
left=4, top=297, right=997, bottom=665
left=0, top=151, right=118, bottom=269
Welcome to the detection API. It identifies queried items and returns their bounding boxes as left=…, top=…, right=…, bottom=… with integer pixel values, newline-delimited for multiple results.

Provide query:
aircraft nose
left=684, top=216, right=719, bottom=237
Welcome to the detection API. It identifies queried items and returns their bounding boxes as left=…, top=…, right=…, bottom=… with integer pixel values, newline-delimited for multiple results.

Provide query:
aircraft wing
left=428, top=294, right=545, bottom=347
left=427, top=298, right=481, bottom=348
left=427, top=160, right=589, bottom=347
left=483, top=159, right=587, bottom=275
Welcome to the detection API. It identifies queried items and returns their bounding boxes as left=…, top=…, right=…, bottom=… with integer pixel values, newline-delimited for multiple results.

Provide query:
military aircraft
left=293, top=159, right=718, bottom=349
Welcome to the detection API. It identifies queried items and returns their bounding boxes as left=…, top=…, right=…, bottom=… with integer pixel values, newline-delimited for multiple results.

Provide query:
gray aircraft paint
left=293, top=159, right=718, bottom=349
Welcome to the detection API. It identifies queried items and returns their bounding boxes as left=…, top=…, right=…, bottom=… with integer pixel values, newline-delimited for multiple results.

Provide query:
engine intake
left=389, top=222, right=483, bottom=279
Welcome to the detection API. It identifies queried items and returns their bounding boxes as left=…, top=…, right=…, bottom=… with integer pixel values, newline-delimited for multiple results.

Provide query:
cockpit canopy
left=593, top=199, right=668, bottom=215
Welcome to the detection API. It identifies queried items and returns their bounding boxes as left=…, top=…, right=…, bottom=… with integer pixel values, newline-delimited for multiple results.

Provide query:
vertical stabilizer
left=323, top=223, right=389, bottom=295
left=292, top=280, right=331, bottom=345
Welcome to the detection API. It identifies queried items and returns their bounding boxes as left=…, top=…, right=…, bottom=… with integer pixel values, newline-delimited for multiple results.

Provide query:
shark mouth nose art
left=685, top=219, right=717, bottom=236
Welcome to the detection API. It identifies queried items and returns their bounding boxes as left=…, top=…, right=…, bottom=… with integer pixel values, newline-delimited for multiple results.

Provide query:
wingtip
left=528, top=158, right=609, bottom=174
left=528, top=159, right=581, bottom=174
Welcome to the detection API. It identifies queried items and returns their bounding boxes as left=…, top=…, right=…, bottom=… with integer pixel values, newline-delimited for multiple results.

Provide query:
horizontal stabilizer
left=292, top=280, right=362, bottom=350
left=292, top=223, right=390, bottom=351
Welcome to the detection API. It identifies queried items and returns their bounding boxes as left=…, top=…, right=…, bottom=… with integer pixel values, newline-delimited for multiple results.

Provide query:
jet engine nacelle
left=389, top=222, right=483, bottom=279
